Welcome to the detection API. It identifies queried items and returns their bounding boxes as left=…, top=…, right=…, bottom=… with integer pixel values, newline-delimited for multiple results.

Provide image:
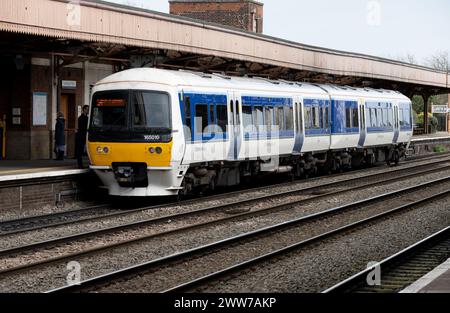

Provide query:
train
left=87, top=68, right=413, bottom=197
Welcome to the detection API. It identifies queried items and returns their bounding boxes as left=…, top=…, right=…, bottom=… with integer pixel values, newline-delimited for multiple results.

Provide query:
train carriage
left=87, top=68, right=413, bottom=197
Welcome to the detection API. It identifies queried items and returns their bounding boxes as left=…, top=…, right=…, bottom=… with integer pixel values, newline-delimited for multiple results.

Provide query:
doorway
left=60, top=93, right=76, bottom=157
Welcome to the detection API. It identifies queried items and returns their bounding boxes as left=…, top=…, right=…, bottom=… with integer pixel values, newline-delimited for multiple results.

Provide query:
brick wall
left=170, top=0, right=263, bottom=33
left=0, top=172, right=102, bottom=212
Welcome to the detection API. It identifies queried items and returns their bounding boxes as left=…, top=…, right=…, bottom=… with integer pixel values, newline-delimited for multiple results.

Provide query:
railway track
left=323, top=226, right=450, bottom=293
left=1, top=156, right=450, bottom=262
left=41, top=175, right=450, bottom=293
left=1, top=153, right=450, bottom=239
left=0, top=172, right=444, bottom=292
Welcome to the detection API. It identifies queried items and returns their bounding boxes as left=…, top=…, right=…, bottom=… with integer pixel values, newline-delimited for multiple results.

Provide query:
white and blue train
left=88, top=68, right=413, bottom=197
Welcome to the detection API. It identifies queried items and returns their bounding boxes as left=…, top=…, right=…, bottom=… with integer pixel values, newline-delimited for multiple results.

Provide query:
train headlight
left=155, top=147, right=163, bottom=154
left=149, top=147, right=155, bottom=154
left=96, top=146, right=110, bottom=154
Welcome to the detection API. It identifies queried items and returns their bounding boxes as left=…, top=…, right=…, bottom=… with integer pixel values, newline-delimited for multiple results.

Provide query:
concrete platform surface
left=0, top=159, right=89, bottom=181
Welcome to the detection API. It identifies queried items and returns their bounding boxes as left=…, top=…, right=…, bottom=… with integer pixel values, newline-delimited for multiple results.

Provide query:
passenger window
left=275, top=107, right=284, bottom=131
left=242, top=105, right=253, bottom=130
left=324, top=107, right=329, bottom=129
left=319, top=107, right=324, bottom=129
left=253, top=106, right=264, bottom=132
left=209, top=105, right=215, bottom=124
left=305, top=107, right=312, bottom=129
left=352, top=108, right=359, bottom=128
left=312, top=106, right=320, bottom=129
left=264, top=107, right=273, bottom=132
left=184, top=96, right=192, bottom=140
left=285, top=106, right=294, bottom=131
left=195, top=104, right=209, bottom=135
left=345, top=108, right=351, bottom=128
left=387, top=109, right=393, bottom=127
left=216, top=104, right=228, bottom=133
left=399, top=109, right=405, bottom=126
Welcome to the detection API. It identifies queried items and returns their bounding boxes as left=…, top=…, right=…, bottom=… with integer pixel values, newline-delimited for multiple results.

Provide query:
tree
left=395, top=53, right=419, bottom=65
left=425, top=50, right=449, bottom=71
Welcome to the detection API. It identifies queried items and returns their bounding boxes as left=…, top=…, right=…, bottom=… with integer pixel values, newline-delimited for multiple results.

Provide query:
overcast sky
left=104, top=0, right=450, bottom=64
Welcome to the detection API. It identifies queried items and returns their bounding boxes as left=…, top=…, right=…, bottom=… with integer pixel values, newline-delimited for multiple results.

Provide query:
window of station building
left=216, top=104, right=228, bottom=133
left=195, top=104, right=209, bottom=134
left=285, top=106, right=294, bottom=131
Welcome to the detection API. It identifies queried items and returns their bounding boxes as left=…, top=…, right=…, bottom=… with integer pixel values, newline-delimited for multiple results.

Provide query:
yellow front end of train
left=87, top=88, right=184, bottom=197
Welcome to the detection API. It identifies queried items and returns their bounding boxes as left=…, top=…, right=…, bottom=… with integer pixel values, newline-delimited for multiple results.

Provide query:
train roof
left=96, top=68, right=411, bottom=101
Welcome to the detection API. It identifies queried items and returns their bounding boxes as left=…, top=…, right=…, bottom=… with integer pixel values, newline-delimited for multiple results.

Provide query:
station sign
left=432, top=105, right=448, bottom=114
left=62, top=80, right=77, bottom=89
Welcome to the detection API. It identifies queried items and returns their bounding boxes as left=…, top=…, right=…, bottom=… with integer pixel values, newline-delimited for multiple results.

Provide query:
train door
left=358, top=99, right=367, bottom=148
left=393, top=102, right=400, bottom=144
left=293, top=96, right=304, bottom=154
left=228, top=92, right=242, bottom=160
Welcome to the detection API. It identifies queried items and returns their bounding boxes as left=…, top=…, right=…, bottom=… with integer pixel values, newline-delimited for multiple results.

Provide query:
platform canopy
left=0, top=0, right=448, bottom=97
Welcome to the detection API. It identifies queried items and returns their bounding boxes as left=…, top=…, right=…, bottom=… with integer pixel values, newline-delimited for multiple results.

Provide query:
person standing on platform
left=55, top=112, right=66, bottom=161
left=75, top=105, right=89, bottom=169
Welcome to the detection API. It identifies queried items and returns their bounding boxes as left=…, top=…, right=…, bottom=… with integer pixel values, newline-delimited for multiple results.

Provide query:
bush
left=415, top=112, right=438, bottom=133
left=433, top=145, right=448, bottom=153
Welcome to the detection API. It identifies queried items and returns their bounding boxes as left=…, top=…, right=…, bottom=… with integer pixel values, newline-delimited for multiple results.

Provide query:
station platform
left=401, top=259, right=450, bottom=293
left=0, top=159, right=99, bottom=212
left=411, top=131, right=450, bottom=143
left=0, top=159, right=88, bottom=181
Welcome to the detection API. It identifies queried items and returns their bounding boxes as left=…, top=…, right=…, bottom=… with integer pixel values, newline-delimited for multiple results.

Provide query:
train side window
left=399, top=109, right=405, bottom=127
left=387, top=108, right=393, bottom=127
left=264, top=106, right=273, bottom=132
left=236, top=101, right=241, bottom=125
left=305, top=106, right=312, bottom=129
left=216, top=104, right=228, bottom=133
left=275, top=107, right=284, bottom=131
left=242, top=105, right=253, bottom=130
left=184, top=96, right=192, bottom=140
left=285, top=106, right=294, bottom=131
left=382, top=108, right=388, bottom=127
left=345, top=108, right=351, bottom=128
left=195, top=103, right=209, bottom=135
left=209, top=104, right=215, bottom=125
left=352, top=108, right=359, bottom=128
left=253, top=106, right=264, bottom=132
left=377, top=108, right=382, bottom=127
left=324, top=107, right=329, bottom=129
left=312, top=106, right=320, bottom=129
